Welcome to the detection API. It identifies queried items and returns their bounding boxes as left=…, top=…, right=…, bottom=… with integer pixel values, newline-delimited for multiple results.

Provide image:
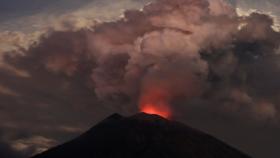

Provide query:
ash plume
left=2, top=0, right=280, bottom=122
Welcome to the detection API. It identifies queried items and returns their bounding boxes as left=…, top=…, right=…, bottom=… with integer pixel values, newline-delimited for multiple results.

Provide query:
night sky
left=0, top=0, right=280, bottom=158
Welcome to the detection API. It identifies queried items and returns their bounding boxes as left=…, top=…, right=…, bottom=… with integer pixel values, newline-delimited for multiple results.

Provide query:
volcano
left=31, top=113, right=251, bottom=158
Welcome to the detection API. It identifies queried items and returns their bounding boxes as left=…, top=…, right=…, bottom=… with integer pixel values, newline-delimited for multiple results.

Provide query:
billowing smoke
left=86, top=0, right=238, bottom=117
left=3, top=0, right=280, bottom=121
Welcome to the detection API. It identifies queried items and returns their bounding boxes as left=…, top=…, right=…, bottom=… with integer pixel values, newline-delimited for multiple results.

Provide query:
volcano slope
left=31, top=113, right=251, bottom=158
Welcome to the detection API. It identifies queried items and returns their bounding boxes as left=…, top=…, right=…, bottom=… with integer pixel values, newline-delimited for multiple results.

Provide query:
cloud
left=11, top=136, right=57, bottom=156
left=0, top=31, right=41, bottom=55
left=2, top=0, right=280, bottom=125
left=235, top=0, right=280, bottom=31
left=0, top=0, right=153, bottom=57
left=0, top=142, right=23, bottom=158
left=0, top=131, right=23, bottom=158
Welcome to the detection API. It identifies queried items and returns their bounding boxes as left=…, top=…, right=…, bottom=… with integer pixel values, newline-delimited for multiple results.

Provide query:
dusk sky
left=0, top=0, right=280, bottom=158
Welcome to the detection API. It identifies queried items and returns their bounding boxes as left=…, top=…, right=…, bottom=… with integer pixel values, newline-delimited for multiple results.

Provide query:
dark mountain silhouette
left=31, top=113, right=251, bottom=158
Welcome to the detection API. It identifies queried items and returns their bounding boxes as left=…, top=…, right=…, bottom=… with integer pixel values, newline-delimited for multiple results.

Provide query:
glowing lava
left=141, top=103, right=171, bottom=118
left=139, top=84, right=172, bottom=119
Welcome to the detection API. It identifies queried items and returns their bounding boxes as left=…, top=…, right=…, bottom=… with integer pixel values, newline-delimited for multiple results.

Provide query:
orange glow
left=141, top=103, right=171, bottom=118
left=139, top=86, right=172, bottom=118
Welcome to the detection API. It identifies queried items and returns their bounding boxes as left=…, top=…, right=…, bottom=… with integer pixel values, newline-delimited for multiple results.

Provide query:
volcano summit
left=31, top=113, right=251, bottom=158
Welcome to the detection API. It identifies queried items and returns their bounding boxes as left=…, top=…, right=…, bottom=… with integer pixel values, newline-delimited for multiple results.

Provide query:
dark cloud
left=0, top=142, right=22, bottom=158
left=0, top=131, right=23, bottom=158
left=0, top=0, right=153, bottom=33
left=0, top=0, right=280, bottom=158
left=0, top=0, right=93, bottom=19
